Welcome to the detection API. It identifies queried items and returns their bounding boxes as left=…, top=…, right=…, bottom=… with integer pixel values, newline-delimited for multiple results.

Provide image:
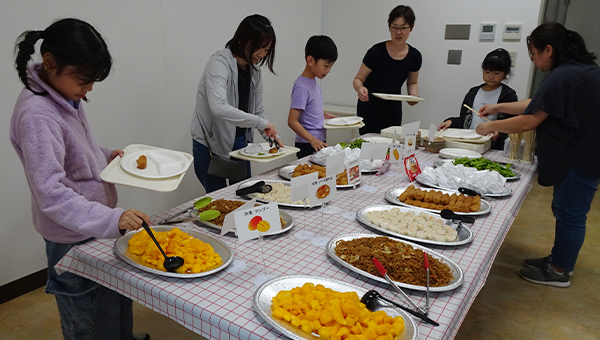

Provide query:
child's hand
left=109, top=149, right=124, bottom=162
left=119, top=209, right=150, bottom=232
left=357, top=87, right=369, bottom=102
left=310, top=138, right=328, bottom=152
left=275, top=138, right=284, bottom=148
left=263, top=123, right=277, bottom=138
left=407, top=95, right=420, bottom=106
left=438, top=121, right=451, bottom=131
left=324, top=111, right=337, bottom=119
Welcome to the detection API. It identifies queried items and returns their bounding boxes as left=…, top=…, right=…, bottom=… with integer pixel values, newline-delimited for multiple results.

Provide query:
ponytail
left=14, top=30, right=47, bottom=95
left=528, top=22, right=596, bottom=70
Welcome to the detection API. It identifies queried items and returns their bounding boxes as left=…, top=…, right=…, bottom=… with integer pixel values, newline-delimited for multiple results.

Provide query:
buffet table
left=55, top=144, right=537, bottom=340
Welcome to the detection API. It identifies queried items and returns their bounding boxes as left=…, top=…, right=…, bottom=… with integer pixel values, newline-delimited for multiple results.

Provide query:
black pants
left=295, top=142, right=320, bottom=159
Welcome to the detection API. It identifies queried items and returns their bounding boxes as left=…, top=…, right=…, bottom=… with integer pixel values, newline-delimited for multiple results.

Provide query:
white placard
left=389, top=143, right=404, bottom=164
left=345, top=158, right=361, bottom=184
left=326, top=153, right=345, bottom=177
left=290, top=172, right=318, bottom=203
left=359, top=142, right=389, bottom=160
left=427, top=123, right=438, bottom=143
left=221, top=198, right=257, bottom=235
left=233, top=202, right=282, bottom=243
left=308, top=175, right=337, bottom=207
left=401, top=121, right=420, bottom=153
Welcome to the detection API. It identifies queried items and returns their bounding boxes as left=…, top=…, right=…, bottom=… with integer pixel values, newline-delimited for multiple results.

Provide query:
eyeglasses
left=390, top=25, right=410, bottom=33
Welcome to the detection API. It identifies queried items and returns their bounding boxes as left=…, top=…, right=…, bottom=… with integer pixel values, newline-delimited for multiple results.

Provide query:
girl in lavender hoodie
left=10, top=18, right=150, bottom=340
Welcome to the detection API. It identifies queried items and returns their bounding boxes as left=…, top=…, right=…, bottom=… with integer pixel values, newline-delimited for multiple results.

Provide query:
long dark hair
left=14, top=18, right=112, bottom=96
left=482, top=48, right=512, bottom=79
left=226, top=14, right=276, bottom=73
left=527, top=22, right=596, bottom=70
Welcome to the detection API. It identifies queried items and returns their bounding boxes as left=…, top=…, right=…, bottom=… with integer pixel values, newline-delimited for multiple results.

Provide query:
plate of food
left=120, top=149, right=191, bottom=179
left=192, top=198, right=294, bottom=235
left=438, top=148, right=482, bottom=160
left=325, top=116, right=364, bottom=126
left=239, top=143, right=284, bottom=158
left=434, top=158, right=521, bottom=181
left=254, top=274, right=418, bottom=340
left=385, top=185, right=492, bottom=216
left=372, top=93, right=425, bottom=102
left=237, top=180, right=323, bottom=208
left=415, top=174, right=513, bottom=197
left=356, top=205, right=473, bottom=246
left=113, top=225, right=232, bottom=278
left=278, top=164, right=361, bottom=188
left=326, top=234, right=464, bottom=292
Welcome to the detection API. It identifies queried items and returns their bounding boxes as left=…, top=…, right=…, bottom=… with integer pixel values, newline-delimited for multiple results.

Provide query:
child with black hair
left=10, top=18, right=149, bottom=340
left=438, top=48, right=518, bottom=150
left=288, top=35, right=338, bottom=158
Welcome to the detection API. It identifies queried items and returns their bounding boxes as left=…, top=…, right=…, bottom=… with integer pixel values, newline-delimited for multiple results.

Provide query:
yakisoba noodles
left=335, top=236, right=454, bottom=287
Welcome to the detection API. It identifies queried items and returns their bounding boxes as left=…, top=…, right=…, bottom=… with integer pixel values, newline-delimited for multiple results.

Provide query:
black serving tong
left=235, top=180, right=273, bottom=196
left=458, top=187, right=480, bottom=197
left=268, top=138, right=280, bottom=150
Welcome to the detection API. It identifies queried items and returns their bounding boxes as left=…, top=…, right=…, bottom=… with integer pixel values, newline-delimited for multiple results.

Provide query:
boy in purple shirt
left=288, top=35, right=338, bottom=158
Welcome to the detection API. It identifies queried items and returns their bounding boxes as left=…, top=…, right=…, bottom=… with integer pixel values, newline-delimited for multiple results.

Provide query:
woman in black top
left=477, top=22, right=600, bottom=288
left=353, top=5, right=422, bottom=134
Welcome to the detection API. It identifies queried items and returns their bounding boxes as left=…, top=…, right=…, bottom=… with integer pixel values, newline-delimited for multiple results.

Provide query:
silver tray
left=434, top=159, right=521, bottom=181
left=326, top=234, right=464, bottom=292
left=356, top=205, right=473, bottom=246
left=113, top=225, right=232, bottom=278
left=278, top=165, right=361, bottom=189
left=253, top=274, right=418, bottom=340
left=385, top=186, right=492, bottom=216
left=237, top=179, right=323, bottom=208
left=415, top=174, right=513, bottom=198
left=309, top=154, right=380, bottom=173
left=193, top=199, right=295, bottom=236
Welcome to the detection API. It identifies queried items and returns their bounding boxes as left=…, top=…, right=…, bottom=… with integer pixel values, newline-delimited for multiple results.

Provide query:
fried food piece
left=428, top=203, right=437, bottom=209
left=136, top=155, right=147, bottom=169
left=436, top=204, right=444, bottom=210
left=415, top=190, right=426, bottom=201
left=432, top=191, right=442, bottom=204
left=424, top=191, right=433, bottom=203
left=269, top=147, right=278, bottom=154
left=441, top=194, right=450, bottom=205
left=398, top=192, right=408, bottom=202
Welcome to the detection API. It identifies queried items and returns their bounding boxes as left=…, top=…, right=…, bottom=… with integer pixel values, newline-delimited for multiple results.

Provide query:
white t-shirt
left=469, top=86, right=502, bottom=129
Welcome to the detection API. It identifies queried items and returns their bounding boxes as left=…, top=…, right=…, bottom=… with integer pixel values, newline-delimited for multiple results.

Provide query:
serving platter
left=113, top=225, right=232, bottom=278
left=415, top=174, right=513, bottom=198
left=278, top=165, right=361, bottom=188
left=237, top=180, right=323, bottom=208
left=356, top=205, right=474, bottom=246
left=253, top=274, right=419, bottom=340
left=326, top=234, right=464, bottom=292
left=433, top=159, right=521, bottom=181
left=385, top=186, right=492, bottom=216
left=372, top=93, right=425, bottom=102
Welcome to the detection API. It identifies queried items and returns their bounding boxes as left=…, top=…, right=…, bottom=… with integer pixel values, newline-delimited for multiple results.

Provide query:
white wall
left=0, top=0, right=542, bottom=286
left=321, top=0, right=542, bottom=129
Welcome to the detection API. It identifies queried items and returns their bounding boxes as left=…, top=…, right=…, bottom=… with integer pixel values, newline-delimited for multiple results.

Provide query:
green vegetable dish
left=338, top=138, right=369, bottom=149
left=452, top=157, right=516, bottom=178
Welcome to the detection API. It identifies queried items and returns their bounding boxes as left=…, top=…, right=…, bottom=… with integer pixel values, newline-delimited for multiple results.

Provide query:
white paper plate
left=442, top=130, right=482, bottom=140
left=325, top=116, right=364, bottom=126
left=438, top=148, right=482, bottom=160
left=239, top=143, right=284, bottom=158
left=363, top=136, right=393, bottom=144
left=120, top=149, right=191, bottom=179
left=372, top=93, right=425, bottom=102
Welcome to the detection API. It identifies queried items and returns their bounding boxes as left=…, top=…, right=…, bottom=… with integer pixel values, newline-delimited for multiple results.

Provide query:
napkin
left=420, top=162, right=507, bottom=194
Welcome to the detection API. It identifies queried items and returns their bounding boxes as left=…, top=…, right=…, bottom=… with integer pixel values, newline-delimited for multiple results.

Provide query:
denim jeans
left=45, top=238, right=134, bottom=340
left=550, top=168, right=599, bottom=271
left=193, top=135, right=251, bottom=193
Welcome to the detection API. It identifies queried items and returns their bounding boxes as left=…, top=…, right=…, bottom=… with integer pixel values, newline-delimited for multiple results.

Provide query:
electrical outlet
left=508, top=51, right=517, bottom=67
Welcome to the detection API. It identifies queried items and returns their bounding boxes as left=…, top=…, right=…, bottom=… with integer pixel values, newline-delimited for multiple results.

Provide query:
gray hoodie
left=191, top=48, right=270, bottom=157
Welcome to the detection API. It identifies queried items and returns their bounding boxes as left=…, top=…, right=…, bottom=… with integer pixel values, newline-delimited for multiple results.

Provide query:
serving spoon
left=141, top=221, right=184, bottom=272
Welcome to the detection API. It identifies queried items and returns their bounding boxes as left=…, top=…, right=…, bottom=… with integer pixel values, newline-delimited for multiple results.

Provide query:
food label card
left=290, top=172, right=318, bottom=203
left=401, top=121, right=420, bottom=154
left=326, top=153, right=345, bottom=177
left=309, top=175, right=337, bottom=206
left=427, top=123, right=437, bottom=144
left=345, top=158, right=361, bottom=184
left=390, top=143, right=404, bottom=164
left=359, top=142, right=389, bottom=160
left=221, top=198, right=257, bottom=235
left=233, top=202, right=282, bottom=242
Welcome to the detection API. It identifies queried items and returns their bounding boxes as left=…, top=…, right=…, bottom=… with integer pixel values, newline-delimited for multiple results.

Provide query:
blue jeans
left=45, top=238, right=134, bottom=340
left=193, top=135, right=251, bottom=193
left=550, top=168, right=599, bottom=271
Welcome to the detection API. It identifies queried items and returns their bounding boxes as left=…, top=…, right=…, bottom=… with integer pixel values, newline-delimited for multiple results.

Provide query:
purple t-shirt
left=290, top=76, right=326, bottom=143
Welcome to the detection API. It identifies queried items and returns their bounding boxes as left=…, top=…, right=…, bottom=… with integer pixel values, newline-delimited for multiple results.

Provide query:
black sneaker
left=523, top=255, right=573, bottom=277
left=519, top=263, right=571, bottom=288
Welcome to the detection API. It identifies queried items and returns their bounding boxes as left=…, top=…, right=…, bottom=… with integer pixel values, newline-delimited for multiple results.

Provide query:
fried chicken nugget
left=441, top=194, right=450, bottom=205
left=424, top=191, right=434, bottom=203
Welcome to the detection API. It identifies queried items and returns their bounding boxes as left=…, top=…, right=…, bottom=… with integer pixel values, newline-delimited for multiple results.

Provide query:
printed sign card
left=233, top=202, right=282, bottom=242
left=290, top=171, right=318, bottom=203
left=345, top=158, right=361, bottom=185
left=401, top=121, right=420, bottom=153
left=308, top=175, right=337, bottom=207
left=359, top=142, right=389, bottom=161
left=326, top=153, right=345, bottom=177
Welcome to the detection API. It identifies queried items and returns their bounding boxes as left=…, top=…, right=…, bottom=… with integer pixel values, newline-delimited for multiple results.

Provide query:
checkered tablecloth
left=55, top=145, right=537, bottom=340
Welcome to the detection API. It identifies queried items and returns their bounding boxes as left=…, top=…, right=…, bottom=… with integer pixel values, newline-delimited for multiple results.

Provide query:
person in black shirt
left=352, top=5, right=422, bottom=134
left=477, top=22, right=600, bottom=288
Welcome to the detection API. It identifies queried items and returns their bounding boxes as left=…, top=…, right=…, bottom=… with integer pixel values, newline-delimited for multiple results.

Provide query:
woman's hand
left=263, top=123, right=277, bottom=138
left=490, top=131, right=500, bottom=140
left=479, top=104, right=500, bottom=117
left=109, top=149, right=124, bottom=163
left=438, top=121, right=451, bottom=131
left=119, top=209, right=150, bottom=232
left=357, top=87, right=369, bottom=102
left=475, top=122, right=495, bottom=136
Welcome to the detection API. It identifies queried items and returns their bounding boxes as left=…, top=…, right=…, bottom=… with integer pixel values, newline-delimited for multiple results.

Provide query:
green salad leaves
left=451, top=157, right=516, bottom=177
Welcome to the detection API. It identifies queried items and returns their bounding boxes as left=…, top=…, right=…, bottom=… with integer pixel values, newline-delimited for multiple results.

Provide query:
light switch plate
left=447, top=50, right=462, bottom=65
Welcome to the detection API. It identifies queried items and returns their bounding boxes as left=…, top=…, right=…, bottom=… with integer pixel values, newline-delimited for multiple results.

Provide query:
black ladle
left=141, top=221, right=184, bottom=272
left=361, top=290, right=439, bottom=327
left=235, top=180, right=273, bottom=196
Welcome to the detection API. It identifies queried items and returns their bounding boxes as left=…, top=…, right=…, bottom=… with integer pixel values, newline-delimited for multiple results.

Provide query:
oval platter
left=385, top=186, right=492, bottom=216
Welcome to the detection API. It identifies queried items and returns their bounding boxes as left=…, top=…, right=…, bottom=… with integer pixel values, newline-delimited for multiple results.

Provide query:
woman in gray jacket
left=191, top=14, right=281, bottom=193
